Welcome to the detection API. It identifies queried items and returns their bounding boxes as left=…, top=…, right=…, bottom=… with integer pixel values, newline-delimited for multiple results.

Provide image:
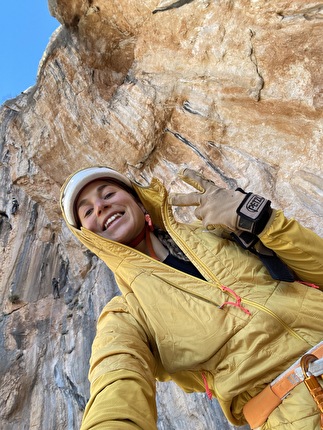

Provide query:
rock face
left=0, top=1, right=322, bottom=429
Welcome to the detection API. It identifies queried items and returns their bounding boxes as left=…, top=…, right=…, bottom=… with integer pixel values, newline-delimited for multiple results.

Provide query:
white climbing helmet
left=61, top=166, right=133, bottom=228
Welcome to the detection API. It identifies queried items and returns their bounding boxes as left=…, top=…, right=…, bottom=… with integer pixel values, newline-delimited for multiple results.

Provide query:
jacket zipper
left=162, top=203, right=309, bottom=344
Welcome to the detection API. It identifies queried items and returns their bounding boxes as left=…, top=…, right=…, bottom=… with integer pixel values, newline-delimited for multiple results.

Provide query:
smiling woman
left=61, top=166, right=169, bottom=260
left=60, top=165, right=323, bottom=430
left=76, top=180, right=146, bottom=244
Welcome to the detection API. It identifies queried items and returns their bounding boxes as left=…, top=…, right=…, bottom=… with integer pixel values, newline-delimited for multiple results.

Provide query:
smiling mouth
left=103, top=213, right=124, bottom=230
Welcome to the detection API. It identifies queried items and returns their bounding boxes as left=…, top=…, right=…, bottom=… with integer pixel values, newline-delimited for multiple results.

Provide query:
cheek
left=82, top=218, right=91, bottom=228
left=81, top=216, right=97, bottom=231
left=133, top=206, right=146, bottom=225
left=126, top=206, right=145, bottom=232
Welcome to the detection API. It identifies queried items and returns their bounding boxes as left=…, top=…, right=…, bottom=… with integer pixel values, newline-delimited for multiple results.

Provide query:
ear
left=135, top=200, right=154, bottom=230
left=144, top=213, right=154, bottom=231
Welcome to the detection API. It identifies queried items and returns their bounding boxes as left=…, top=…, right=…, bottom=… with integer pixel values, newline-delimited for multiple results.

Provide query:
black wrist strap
left=236, top=190, right=272, bottom=235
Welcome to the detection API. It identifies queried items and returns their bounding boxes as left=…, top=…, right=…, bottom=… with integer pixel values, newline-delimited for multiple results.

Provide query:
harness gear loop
left=243, top=341, right=323, bottom=429
left=300, top=354, right=323, bottom=430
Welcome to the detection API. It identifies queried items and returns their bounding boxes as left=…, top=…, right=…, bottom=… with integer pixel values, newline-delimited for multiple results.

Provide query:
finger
left=194, top=206, right=203, bottom=220
left=178, top=168, right=215, bottom=193
left=168, top=192, right=201, bottom=207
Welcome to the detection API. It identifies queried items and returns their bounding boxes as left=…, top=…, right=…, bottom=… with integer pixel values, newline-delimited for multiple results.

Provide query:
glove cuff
left=236, top=191, right=272, bottom=235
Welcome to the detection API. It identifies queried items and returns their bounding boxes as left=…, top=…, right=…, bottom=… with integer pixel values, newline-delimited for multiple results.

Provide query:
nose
left=94, top=198, right=108, bottom=216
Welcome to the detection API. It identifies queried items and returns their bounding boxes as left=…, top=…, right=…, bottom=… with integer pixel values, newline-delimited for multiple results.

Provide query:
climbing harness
left=243, top=341, right=323, bottom=429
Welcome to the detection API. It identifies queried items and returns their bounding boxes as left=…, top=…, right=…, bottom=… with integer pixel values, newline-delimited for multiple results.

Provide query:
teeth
left=104, top=213, right=122, bottom=229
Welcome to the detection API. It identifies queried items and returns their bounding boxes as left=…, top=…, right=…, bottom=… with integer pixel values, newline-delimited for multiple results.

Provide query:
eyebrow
left=77, top=184, right=111, bottom=211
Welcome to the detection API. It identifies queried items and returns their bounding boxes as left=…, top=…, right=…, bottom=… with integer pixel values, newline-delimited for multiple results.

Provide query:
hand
left=169, top=169, right=244, bottom=231
left=169, top=169, right=272, bottom=234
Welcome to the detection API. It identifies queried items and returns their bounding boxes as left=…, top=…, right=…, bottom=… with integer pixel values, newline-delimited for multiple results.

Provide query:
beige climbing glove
left=169, top=168, right=272, bottom=234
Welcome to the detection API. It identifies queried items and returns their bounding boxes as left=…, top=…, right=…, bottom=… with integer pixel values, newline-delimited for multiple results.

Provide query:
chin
left=98, top=230, right=126, bottom=243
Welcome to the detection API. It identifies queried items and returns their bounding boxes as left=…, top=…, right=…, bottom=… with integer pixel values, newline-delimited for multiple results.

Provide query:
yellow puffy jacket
left=61, top=177, right=323, bottom=430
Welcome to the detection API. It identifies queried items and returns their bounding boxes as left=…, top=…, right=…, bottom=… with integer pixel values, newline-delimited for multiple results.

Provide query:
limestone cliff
left=1, top=1, right=322, bottom=429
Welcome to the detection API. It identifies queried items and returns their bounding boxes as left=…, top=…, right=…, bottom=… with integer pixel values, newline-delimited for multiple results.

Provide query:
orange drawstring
left=219, top=285, right=251, bottom=315
left=201, top=372, right=213, bottom=400
left=298, top=281, right=320, bottom=289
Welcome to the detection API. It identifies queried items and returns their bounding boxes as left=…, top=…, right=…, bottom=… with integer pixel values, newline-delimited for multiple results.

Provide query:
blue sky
left=0, top=2, right=60, bottom=103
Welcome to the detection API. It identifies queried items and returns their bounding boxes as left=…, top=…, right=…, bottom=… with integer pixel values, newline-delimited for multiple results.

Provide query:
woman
left=60, top=165, right=323, bottom=430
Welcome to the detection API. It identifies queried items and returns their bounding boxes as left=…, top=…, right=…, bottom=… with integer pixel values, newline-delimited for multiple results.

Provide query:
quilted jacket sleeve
left=80, top=297, right=158, bottom=430
left=259, top=210, right=323, bottom=289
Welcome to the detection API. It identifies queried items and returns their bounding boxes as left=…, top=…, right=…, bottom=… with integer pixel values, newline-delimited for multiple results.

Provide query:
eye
left=104, top=192, right=115, bottom=199
left=84, top=208, right=93, bottom=218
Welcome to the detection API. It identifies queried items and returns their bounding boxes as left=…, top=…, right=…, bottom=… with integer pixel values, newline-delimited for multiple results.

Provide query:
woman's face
left=76, top=179, right=145, bottom=244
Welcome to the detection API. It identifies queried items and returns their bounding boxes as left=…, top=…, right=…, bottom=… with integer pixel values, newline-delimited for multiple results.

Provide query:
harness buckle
left=300, top=354, right=323, bottom=429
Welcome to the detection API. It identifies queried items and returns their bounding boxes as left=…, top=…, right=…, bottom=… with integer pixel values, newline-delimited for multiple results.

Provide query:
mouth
left=103, top=212, right=124, bottom=231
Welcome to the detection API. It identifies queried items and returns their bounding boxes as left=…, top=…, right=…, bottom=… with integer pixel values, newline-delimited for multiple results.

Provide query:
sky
left=0, top=2, right=60, bottom=104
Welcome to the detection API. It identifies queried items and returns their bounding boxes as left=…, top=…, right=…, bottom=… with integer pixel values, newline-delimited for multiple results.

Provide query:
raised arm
left=169, top=168, right=323, bottom=287
left=259, top=209, right=323, bottom=289
left=81, top=296, right=158, bottom=430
